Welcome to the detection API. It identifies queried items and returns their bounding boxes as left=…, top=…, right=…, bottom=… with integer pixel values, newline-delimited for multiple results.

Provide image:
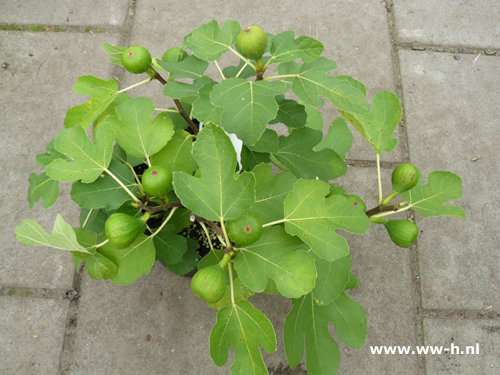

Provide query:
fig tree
left=105, top=213, right=147, bottom=248
left=383, top=219, right=418, bottom=248
left=121, top=46, right=152, bottom=74
left=191, top=264, right=226, bottom=303
left=226, top=212, right=262, bottom=246
left=236, top=26, right=268, bottom=60
left=141, top=166, right=173, bottom=197
left=162, top=47, right=188, bottom=63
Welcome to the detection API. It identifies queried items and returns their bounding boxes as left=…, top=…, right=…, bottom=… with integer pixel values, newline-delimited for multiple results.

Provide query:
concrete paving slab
left=393, top=0, right=500, bottom=49
left=0, top=0, right=130, bottom=27
left=70, top=263, right=296, bottom=374
left=0, top=296, right=69, bottom=375
left=0, top=31, right=121, bottom=289
left=122, top=0, right=402, bottom=162
left=399, top=50, right=500, bottom=310
left=334, top=167, right=419, bottom=374
left=423, top=318, right=500, bottom=374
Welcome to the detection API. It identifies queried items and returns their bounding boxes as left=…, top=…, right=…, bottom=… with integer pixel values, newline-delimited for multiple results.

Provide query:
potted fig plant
left=15, top=20, right=465, bottom=375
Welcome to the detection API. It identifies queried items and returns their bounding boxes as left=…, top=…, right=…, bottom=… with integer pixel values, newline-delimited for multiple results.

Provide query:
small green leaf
left=70, top=160, right=139, bottom=211
left=402, top=169, right=466, bottom=219
left=313, top=117, right=353, bottom=160
left=183, top=19, right=241, bottom=61
left=150, top=130, right=198, bottom=175
left=233, top=226, right=316, bottom=298
left=163, top=76, right=213, bottom=103
left=16, top=214, right=89, bottom=253
left=45, top=123, right=115, bottom=183
left=97, top=234, right=156, bottom=285
left=85, top=252, right=118, bottom=280
left=35, top=139, right=71, bottom=167
left=283, top=179, right=371, bottom=261
left=173, top=124, right=255, bottom=222
left=152, top=225, right=187, bottom=264
left=311, top=253, right=352, bottom=306
left=273, top=127, right=347, bottom=180
left=284, top=293, right=340, bottom=374
left=340, top=90, right=401, bottom=154
left=278, top=57, right=370, bottom=114
left=155, top=55, right=209, bottom=79
left=270, top=30, right=324, bottom=63
left=210, top=78, right=289, bottom=146
left=27, top=172, right=60, bottom=209
left=80, top=208, right=108, bottom=235
left=240, top=147, right=270, bottom=171
left=163, top=237, right=199, bottom=275
left=100, top=42, right=126, bottom=67
left=64, top=75, right=129, bottom=130
left=269, top=96, right=307, bottom=129
left=106, top=97, right=174, bottom=160
left=210, top=300, right=276, bottom=375
left=330, top=292, right=367, bottom=348
left=303, top=103, right=323, bottom=131
left=251, top=163, right=297, bottom=224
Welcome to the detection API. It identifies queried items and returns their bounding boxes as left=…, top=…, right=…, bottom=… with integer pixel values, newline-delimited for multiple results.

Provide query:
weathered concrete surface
left=399, top=50, right=500, bottom=311
left=423, top=318, right=500, bottom=374
left=0, top=0, right=130, bottom=27
left=0, top=31, right=121, bottom=290
left=393, top=0, right=500, bottom=49
left=0, top=296, right=69, bottom=374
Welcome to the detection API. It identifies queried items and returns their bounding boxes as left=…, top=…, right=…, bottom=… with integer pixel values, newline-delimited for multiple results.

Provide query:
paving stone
left=123, top=0, right=402, bottom=162
left=399, top=50, right=500, bottom=310
left=70, top=263, right=294, bottom=374
left=0, top=0, right=130, bottom=27
left=0, top=31, right=121, bottom=290
left=393, top=0, right=500, bottom=49
left=0, top=296, right=69, bottom=374
left=423, top=318, right=500, bottom=374
left=334, top=167, right=419, bottom=374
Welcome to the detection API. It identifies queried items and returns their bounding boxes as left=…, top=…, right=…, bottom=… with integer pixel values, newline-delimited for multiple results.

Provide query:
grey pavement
left=1, top=0, right=499, bottom=374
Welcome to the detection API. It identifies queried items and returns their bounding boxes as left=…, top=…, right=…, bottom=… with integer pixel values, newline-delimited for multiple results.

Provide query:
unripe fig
left=236, top=26, right=268, bottom=60
left=141, top=166, right=173, bottom=197
left=191, top=264, right=226, bottom=303
left=383, top=219, right=418, bottom=248
left=346, top=194, right=366, bottom=212
left=121, top=46, right=152, bottom=74
left=105, top=213, right=146, bottom=248
left=392, top=163, right=419, bottom=194
left=162, top=47, right=188, bottom=63
left=226, top=212, right=263, bottom=246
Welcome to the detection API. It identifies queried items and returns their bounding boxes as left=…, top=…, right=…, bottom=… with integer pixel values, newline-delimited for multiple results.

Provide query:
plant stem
left=125, top=161, right=146, bottom=196
left=116, top=77, right=152, bottom=94
left=262, top=74, right=297, bottom=81
left=381, top=191, right=399, bottom=206
left=149, top=207, right=179, bottom=240
left=255, top=58, right=264, bottom=81
left=214, top=60, right=226, bottom=80
left=198, top=221, right=214, bottom=251
left=152, top=70, right=199, bottom=134
left=235, top=62, right=248, bottom=78
left=81, top=208, right=94, bottom=229
left=220, top=219, right=231, bottom=248
left=262, top=218, right=287, bottom=228
left=227, top=46, right=256, bottom=70
left=194, top=215, right=223, bottom=236
left=105, top=168, right=140, bottom=202
left=155, top=108, right=181, bottom=113
left=94, top=238, right=109, bottom=249
left=219, top=253, right=232, bottom=267
left=369, top=204, right=412, bottom=219
left=377, top=153, right=383, bottom=206
left=228, top=261, right=235, bottom=305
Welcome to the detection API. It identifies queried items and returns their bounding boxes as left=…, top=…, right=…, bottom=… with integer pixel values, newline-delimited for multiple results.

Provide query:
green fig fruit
left=141, top=166, right=173, bottom=197
left=162, top=47, right=188, bottom=63
left=392, top=163, right=419, bottom=194
left=236, top=26, right=268, bottom=60
left=105, top=213, right=147, bottom=248
left=121, top=46, right=152, bottom=74
left=346, top=194, right=367, bottom=212
left=191, top=264, right=226, bottom=303
left=226, top=212, right=262, bottom=246
left=383, top=219, right=418, bottom=248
